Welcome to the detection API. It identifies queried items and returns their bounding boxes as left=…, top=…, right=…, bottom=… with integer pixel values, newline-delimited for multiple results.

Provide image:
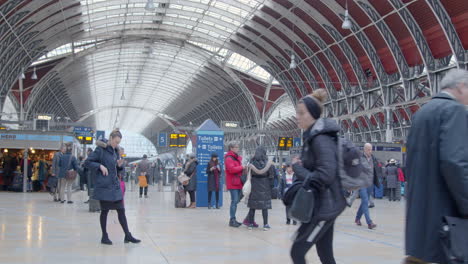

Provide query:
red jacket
left=398, top=168, right=405, bottom=182
left=224, top=151, right=243, bottom=190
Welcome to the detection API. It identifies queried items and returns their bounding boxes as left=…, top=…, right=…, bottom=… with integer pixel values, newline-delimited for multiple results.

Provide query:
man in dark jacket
left=405, top=69, right=468, bottom=264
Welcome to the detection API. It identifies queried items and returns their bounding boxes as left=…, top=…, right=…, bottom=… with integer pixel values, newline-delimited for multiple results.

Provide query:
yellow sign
left=37, top=115, right=52, bottom=120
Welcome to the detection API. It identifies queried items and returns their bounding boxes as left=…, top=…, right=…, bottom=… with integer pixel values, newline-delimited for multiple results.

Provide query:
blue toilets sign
left=195, top=120, right=224, bottom=208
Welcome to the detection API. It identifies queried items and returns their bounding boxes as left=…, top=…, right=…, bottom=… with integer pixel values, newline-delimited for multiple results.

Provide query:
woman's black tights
left=247, top=208, right=268, bottom=225
left=100, top=209, right=130, bottom=236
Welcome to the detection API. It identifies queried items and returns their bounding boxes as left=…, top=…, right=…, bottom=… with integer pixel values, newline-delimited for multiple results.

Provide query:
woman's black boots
left=101, top=233, right=113, bottom=245
left=124, top=233, right=141, bottom=244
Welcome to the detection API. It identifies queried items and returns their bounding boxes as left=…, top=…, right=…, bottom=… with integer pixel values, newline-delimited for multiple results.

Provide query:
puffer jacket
left=225, top=151, right=243, bottom=190
left=247, top=160, right=275, bottom=210
left=292, top=118, right=347, bottom=221
left=84, top=139, right=123, bottom=202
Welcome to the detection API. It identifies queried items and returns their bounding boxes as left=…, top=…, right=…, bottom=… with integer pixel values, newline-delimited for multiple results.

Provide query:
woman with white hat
left=384, top=159, right=399, bottom=201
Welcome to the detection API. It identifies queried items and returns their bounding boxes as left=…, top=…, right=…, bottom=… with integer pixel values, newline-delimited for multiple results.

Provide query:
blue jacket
left=58, top=153, right=79, bottom=179
left=84, top=140, right=123, bottom=202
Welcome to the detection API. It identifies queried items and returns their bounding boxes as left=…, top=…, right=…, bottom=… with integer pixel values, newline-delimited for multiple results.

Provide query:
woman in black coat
left=184, top=153, right=198, bottom=209
left=246, top=147, right=275, bottom=231
left=206, top=153, right=221, bottom=209
left=85, top=129, right=140, bottom=245
left=290, top=89, right=346, bottom=264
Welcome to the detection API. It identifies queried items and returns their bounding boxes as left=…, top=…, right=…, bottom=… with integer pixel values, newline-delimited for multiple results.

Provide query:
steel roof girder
left=425, top=0, right=466, bottom=69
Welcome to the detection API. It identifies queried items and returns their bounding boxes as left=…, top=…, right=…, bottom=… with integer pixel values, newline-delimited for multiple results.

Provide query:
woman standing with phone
left=207, top=153, right=221, bottom=209
left=85, top=129, right=141, bottom=245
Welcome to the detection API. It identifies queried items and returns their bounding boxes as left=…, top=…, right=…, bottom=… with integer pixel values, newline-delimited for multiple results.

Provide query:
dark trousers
left=291, top=220, right=336, bottom=264
left=187, top=190, right=195, bottom=203
left=208, top=191, right=219, bottom=205
left=248, top=208, right=268, bottom=225
left=139, top=186, right=148, bottom=196
left=388, top=188, right=396, bottom=201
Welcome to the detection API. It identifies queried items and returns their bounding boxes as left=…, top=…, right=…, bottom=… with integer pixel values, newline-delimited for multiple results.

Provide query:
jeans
left=356, top=187, right=372, bottom=225
left=229, top=189, right=241, bottom=219
left=367, top=186, right=374, bottom=205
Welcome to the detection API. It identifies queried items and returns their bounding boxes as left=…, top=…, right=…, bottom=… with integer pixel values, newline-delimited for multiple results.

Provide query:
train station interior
left=1, top=0, right=468, bottom=263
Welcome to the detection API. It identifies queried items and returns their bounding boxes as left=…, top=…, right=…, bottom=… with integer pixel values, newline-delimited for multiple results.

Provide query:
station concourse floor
left=0, top=186, right=405, bottom=264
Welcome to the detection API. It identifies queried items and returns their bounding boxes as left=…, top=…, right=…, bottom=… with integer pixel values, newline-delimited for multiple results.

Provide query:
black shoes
left=124, top=233, right=141, bottom=244
left=60, top=200, right=65, bottom=204
left=229, top=218, right=241, bottom=228
left=369, top=204, right=375, bottom=208
left=67, top=201, right=73, bottom=204
left=101, top=234, right=113, bottom=245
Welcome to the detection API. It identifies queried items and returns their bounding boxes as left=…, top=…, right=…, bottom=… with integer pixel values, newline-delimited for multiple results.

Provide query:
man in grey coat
left=405, top=69, right=468, bottom=264
left=137, top=154, right=151, bottom=198
left=51, top=145, right=65, bottom=202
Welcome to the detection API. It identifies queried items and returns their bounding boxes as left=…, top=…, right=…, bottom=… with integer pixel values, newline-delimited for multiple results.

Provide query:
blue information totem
left=195, top=119, right=224, bottom=208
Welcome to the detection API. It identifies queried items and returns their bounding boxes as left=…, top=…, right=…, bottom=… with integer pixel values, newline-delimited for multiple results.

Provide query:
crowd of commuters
left=1, top=69, right=467, bottom=263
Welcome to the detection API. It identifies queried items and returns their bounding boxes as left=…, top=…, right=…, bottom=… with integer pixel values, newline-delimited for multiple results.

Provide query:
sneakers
left=369, top=204, right=375, bottom=208
left=248, top=224, right=254, bottom=230
left=243, top=219, right=259, bottom=228
left=263, top=225, right=271, bottom=231
left=229, top=218, right=241, bottom=228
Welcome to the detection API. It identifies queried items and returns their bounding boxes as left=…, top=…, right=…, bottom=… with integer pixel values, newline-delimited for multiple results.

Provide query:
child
left=280, top=163, right=297, bottom=225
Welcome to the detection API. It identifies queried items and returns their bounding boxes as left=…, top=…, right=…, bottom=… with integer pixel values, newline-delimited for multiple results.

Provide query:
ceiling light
left=342, top=10, right=352, bottom=30
left=145, top=0, right=156, bottom=11
left=289, top=54, right=297, bottom=69
left=31, top=67, right=38, bottom=80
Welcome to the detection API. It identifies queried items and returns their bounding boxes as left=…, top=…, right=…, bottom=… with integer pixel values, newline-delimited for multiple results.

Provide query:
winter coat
left=384, top=165, right=399, bottom=189
left=224, top=151, right=243, bottom=190
left=58, top=152, right=79, bottom=179
left=405, top=93, right=468, bottom=263
left=52, top=152, right=62, bottom=176
left=84, top=140, right=124, bottom=202
left=184, top=159, right=198, bottom=191
left=292, top=118, right=347, bottom=221
left=206, top=161, right=221, bottom=192
left=137, top=159, right=151, bottom=176
left=247, top=161, right=275, bottom=210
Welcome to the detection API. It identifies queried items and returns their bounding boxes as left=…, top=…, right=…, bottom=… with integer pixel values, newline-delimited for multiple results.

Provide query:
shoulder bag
left=65, top=156, right=77, bottom=181
left=440, top=216, right=468, bottom=263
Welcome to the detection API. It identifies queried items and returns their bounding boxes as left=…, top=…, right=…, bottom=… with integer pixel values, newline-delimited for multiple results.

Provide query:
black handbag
left=440, top=216, right=468, bottom=264
left=288, top=186, right=315, bottom=223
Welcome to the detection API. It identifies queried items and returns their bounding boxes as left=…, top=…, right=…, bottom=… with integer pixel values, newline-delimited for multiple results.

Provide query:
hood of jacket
left=96, top=139, right=117, bottom=153
left=225, top=151, right=240, bottom=160
left=304, top=118, right=340, bottom=140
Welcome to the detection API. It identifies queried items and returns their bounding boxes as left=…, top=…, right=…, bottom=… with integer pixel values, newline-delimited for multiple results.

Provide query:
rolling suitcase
left=9, top=172, right=23, bottom=192
left=374, top=184, right=384, bottom=199
left=271, top=187, right=279, bottom=199
left=175, top=185, right=186, bottom=208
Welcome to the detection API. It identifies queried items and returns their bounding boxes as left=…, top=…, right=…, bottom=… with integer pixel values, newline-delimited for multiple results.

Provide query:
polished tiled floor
left=0, top=186, right=405, bottom=264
